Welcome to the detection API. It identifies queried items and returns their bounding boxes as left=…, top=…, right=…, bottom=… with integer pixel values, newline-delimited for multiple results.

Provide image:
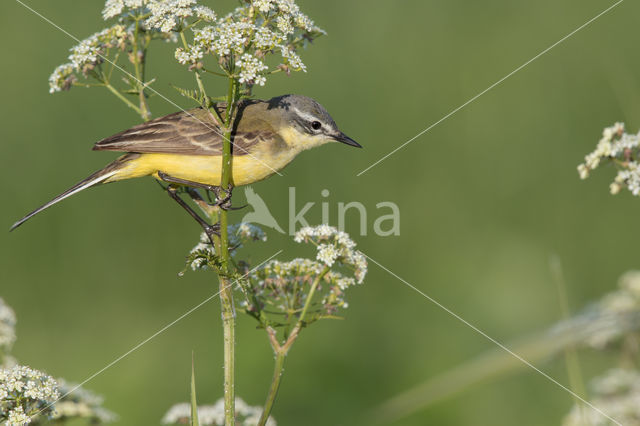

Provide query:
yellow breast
left=112, top=148, right=299, bottom=187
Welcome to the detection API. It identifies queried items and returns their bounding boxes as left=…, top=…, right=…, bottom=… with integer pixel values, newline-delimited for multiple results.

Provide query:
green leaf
left=170, top=84, right=206, bottom=106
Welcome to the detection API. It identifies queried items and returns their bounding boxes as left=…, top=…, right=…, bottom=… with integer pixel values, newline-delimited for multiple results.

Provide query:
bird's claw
left=214, top=184, right=235, bottom=211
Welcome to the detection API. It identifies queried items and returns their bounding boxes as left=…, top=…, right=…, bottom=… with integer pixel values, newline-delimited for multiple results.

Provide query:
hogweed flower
left=0, top=365, right=59, bottom=425
left=162, top=397, right=276, bottom=426
left=578, top=122, right=640, bottom=196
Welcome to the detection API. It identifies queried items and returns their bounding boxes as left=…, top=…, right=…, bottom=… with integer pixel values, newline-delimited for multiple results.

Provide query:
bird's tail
left=10, top=154, right=136, bottom=231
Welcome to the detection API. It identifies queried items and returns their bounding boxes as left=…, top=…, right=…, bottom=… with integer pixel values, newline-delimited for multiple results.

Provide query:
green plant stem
left=104, top=83, right=143, bottom=117
left=257, top=266, right=330, bottom=426
left=211, top=75, right=240, bottom=426
left=132, top=18, right=150, bottom=121
left=258, top=347, right=286, bottom=426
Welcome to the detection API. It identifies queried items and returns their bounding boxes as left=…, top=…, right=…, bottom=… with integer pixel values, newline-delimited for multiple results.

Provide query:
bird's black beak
left=333, top=132, right=362, bottom=148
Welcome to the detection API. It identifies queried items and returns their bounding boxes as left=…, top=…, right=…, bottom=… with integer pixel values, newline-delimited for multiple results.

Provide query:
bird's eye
left=311, top=121, right=322, bottom=130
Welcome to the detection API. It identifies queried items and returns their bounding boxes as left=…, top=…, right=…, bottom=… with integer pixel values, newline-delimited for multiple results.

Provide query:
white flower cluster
left=162, top=397, right=276, bottom=426
left=0, top=365, right=60, bottom=425
left=0, top=298, right=16, bottom=357
left=188, top=231, right=216, bottom=270
left=176, top=0, right=324, bottom=85
left=231, top=222, right=267, bottom=246
left=578, top=122, right=640, bottom=196
left=52, top=379, right=117, bottom=423
left=0, top=300, right=114, bottom=425
left=102, top=0, right=150, bottom=20
left=188, top=223, right=266, bottom=271
left=236, top=53, right=268, bottom=86
left=563, top=368, right=640, bottom=426
left=294, top=225, right=367, bottom=284
left=49, top=25, right=129, bottom=93
left=146, top=0, right=217, bottom=33
left=248, top=259, right=356, bottom=316
left=249, top=0, right=321, bottom=33
left=102, top=0, right=216, bottom=28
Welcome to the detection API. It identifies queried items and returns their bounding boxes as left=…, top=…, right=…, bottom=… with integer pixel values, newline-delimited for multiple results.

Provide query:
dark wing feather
left=93, top=108, right=258, bottom=156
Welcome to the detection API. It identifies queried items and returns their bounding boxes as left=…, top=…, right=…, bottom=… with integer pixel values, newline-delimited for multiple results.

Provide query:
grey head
left=266, top=94, right=361, bottom=148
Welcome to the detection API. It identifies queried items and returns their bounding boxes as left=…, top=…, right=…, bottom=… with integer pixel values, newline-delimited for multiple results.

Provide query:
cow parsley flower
left=253, top=0, right=275, bottom=13
left=578, top=122, right=640, bottom=196
left=294, top=225, right=367, bottom=284
left=162, top=397, right=276, bottom=426
left=193, top=5, right=216, bottom=21
left=102, top=0, right=151, bottom=20
left=0, top=365, right=59, bottom=424
left=145, top=0, right=211, bottom=33
left=6, top=406, right=30, bottom=426
left=236, top=54, right=268, bottom=86
left=49, top=25, right=130, bottom=93
left=243, top=226, right=366, bottom=322
left=176, top=0, right=323, bottom=87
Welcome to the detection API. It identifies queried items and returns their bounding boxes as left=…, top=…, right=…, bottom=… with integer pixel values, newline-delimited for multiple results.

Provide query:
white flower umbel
left=294, top=225, right=367, bottom=284
left=146, top=0, right=217, bottom=33
left=48, top=25, right=130, bottom=93
left=236, top=54, right=268, bottom=86
left=162, top=397, right=276, bottom=426
left=0, top=365, right=60, bottom=425
left=244, top=226, right=366, bottom=321
left=176, top=0, right=324, bottom=88
left=102, top=0, right=151, bottom=20
left=578, top=122, right=640, bottom=196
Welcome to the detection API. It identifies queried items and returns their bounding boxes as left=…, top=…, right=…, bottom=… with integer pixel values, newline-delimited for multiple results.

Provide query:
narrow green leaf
left=190, top=352, right=199, bottom=426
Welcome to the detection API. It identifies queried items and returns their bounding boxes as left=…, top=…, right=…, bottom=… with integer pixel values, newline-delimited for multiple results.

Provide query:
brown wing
left=92, top=107, right=266, bottom=156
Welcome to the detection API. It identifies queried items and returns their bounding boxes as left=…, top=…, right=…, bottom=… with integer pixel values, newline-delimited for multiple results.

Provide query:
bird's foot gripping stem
left=157, top=172, right=244, bottom=211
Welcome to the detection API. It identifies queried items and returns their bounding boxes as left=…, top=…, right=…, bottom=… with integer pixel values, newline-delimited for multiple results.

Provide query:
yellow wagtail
left=11, top=94, right=360, bottom=231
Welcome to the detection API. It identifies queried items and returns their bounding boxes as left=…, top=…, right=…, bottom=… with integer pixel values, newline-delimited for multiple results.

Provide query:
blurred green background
left=2, top=0, right=640, bottom=424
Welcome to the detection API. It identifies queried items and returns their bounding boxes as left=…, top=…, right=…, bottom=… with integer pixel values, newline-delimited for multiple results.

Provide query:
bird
left=10, top=94, right=360, bottom=232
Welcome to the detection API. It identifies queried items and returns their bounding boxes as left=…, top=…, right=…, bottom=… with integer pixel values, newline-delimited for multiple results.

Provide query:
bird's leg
left=158, top=172, right=246, bottom=211
left=158, top=171, right=219, bottom=192
left=165, top=185, right=220, bottom=240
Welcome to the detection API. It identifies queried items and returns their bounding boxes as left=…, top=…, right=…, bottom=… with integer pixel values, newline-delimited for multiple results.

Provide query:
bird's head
left=267, top=94, right=361, bottom=151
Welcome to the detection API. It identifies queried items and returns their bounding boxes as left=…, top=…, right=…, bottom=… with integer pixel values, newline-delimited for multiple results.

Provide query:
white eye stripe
left=292, top=107, right=321, bottom=126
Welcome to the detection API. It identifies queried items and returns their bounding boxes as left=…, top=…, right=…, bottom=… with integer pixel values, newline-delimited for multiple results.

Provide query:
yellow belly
left=112, top=151, right=295, bottom=186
